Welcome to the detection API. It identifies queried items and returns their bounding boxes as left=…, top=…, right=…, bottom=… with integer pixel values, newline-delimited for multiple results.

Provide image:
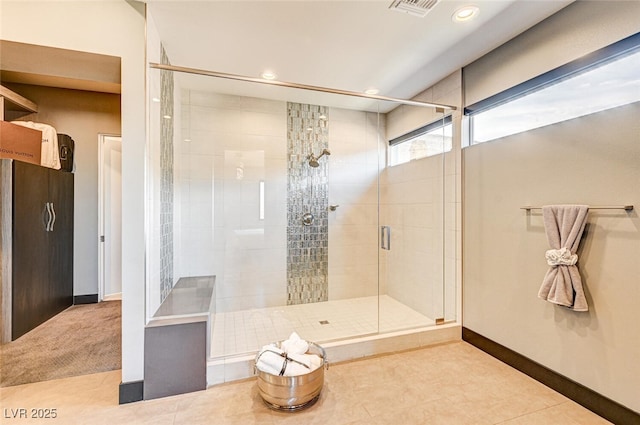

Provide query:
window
left=466, top=33, right=640, bottom=145
left=388, top=115, right=452, bottom=166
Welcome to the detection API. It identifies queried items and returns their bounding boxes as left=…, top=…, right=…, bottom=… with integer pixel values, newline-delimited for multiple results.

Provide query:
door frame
left=98, top=133, right=122, bottom=302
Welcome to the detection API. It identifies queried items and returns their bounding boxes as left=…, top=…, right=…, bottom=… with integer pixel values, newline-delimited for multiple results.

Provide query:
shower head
left=308, top=149, right=331, bottom=167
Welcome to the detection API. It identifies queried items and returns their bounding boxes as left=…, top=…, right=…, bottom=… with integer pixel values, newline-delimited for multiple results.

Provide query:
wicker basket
left=254, top=341, right=328, bottom=411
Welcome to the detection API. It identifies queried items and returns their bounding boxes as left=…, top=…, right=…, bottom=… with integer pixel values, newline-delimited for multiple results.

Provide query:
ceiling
left=147, top=0, right=574, bottom=110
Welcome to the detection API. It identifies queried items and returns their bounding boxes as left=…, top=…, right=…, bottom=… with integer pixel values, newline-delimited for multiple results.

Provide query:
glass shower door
left=378, top=107, right=451, bottom=332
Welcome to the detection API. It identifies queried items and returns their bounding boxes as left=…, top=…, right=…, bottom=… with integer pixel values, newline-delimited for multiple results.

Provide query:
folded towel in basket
left=255, top=347, right=285, bottom=376
left=256, top=345, right=322, bottom=376
left=281, top=332, right=309, bottom=355
left=289, top=352, right=322, bottom=372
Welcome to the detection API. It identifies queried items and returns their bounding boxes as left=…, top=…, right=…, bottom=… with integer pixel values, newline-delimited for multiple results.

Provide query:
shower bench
left=143, top=276, right=216, bottom=400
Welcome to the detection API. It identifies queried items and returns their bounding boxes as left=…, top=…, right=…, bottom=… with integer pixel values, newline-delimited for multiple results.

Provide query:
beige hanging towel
left=538, top=205, right=589, bottom=311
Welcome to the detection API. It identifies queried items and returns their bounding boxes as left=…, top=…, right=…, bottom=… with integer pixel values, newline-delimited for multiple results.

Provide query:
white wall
left=146, top=13, right=162, bottom=318
left=327, top=107, right=381, bottom=300
left=463, top=1, right=640, bottom=413
left=175, top=92, right=387, bottom=310
left=178, top=91, right=288, bottom=312
left=1, top=0, right=147, bottom=384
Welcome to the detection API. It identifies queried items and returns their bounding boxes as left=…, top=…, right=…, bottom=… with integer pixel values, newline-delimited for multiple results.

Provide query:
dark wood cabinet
left=11, top=161, right=74, bottom=340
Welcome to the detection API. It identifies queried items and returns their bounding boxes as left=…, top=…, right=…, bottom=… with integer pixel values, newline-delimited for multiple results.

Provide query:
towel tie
left=279, top=355, right=288, bottom=376
left=545, top=247, right=578, bottom=266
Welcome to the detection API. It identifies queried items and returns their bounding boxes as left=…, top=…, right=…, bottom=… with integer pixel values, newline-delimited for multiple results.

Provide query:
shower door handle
left=381, top=226, right=391, bottom=250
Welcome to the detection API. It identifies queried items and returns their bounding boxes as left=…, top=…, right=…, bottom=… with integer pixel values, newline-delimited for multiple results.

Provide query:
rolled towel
left=256, top=345, right=286, bottom=375
left=255, top=345, right=322, bottom=376
left=308, top=354, right=322, bottom=371
left=282, top=359, right=312, bottom=376
left=284, top=353, right=323, bottom=376
left=288, top=352, right=311, bottom=368
left=281, top=332, right=309, bottom=355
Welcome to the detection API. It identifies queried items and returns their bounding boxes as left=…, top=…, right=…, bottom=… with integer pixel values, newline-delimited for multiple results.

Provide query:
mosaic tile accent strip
left=159, top=45, right=174, bottom=303
left=287, top=103, right=329, bottom=304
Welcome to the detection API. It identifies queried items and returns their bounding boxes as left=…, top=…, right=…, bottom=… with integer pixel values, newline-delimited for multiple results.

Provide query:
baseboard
left=73, top=294, right=98, bottom=305
left=119, top=380, right=143, bottom=404
left=462, top=327, right=640, bottom=425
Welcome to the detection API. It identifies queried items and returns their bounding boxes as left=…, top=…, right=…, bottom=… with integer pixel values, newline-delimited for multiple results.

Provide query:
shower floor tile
left=211, top=295, right=433, bottom=358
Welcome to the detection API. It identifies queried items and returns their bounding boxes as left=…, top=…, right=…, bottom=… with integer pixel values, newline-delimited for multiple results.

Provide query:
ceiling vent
left=388, top=0, right=440, bottom=17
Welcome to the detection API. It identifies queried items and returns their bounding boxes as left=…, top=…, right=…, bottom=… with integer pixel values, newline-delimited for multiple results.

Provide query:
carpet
left=0, top=300, right=121, bottom=387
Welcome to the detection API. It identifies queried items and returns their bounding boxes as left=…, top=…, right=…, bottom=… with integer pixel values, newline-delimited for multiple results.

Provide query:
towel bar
left=521, top=205, right=634, bottom=211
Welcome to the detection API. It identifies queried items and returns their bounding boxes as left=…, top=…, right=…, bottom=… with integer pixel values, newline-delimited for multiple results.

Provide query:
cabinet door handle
left=50, top=202, right=56, bottom=232
left=44, top=202, right=53, bottom=232
left=43, top=203, right=50, bottom=231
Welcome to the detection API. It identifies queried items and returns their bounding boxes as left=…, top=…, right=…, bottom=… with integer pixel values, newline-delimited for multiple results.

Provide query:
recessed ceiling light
left=452, top=5, right=479, bottom=22
left=364, top=88, right=380, bottom=95
left=184, top=139, right=191, bottom=142
left=163, top=115, right=172, bottom=120
left=152, top=97, right=161, bottom=103
left=261, top=70, right=277, bottom=80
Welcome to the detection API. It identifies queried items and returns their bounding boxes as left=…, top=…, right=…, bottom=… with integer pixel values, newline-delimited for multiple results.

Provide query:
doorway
left=98, top=134, right=123, bottom=301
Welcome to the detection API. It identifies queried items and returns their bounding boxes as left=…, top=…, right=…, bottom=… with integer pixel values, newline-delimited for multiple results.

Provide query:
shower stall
left=145, top=50, right=458, bottom=382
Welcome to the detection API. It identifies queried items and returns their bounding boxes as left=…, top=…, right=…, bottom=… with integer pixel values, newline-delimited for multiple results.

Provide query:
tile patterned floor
left=211, top=295, right=434, bottom=357
left=0, top=342, right=611, bottom=425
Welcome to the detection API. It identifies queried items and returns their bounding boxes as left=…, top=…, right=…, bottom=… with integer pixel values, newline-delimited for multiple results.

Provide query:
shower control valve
left=302, top=213, right=314, bottom=226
